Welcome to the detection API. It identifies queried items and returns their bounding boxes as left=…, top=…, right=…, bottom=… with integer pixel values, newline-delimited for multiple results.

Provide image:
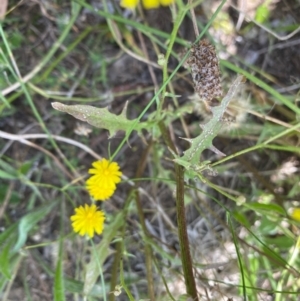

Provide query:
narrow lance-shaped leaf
left=13, top=202, right=57, bottom=252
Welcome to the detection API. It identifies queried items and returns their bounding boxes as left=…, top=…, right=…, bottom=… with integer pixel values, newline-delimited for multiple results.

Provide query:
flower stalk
left=158, top=121, right=198, bottom=301
left=157, top=2, right=199, bottom=299
left=175, top=164, right=198, bottom=299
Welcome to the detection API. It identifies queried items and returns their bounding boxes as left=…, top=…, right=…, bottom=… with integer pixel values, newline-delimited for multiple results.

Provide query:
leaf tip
left=51, top=102, right=63, bottom=110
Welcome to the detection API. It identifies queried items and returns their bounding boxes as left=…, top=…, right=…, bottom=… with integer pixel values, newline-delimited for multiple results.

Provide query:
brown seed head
left=187, top=39, right=223, bottom=103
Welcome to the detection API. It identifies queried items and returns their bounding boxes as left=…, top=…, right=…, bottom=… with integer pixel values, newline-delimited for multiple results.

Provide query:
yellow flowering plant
left=4, top=0, right=297, bottom=300
left=69, top=158, right=122, bottom=238
left=70, top=204, right=106, bottom=238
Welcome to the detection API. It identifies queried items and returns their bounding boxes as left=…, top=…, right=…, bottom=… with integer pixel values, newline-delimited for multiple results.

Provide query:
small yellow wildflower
left=291, top=208, right=300, bottom=222
left=70, top=204, right=105, bottom=238
left=120, top=0, right=174, bottom=10
left=86, top=158, right=122, bottom=201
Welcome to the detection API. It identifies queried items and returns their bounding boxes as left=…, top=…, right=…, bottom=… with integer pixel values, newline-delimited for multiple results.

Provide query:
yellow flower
left=70, top=204, right=105, bottom=238
left=142, top=0, right=160, bottom=9
left=120, top=0, right=174, bottom=10
left=86, top=159, right=122, bottom=201
left=120, top=0, right=139, bottom=9
left=291, top=208, right=300, bottom=222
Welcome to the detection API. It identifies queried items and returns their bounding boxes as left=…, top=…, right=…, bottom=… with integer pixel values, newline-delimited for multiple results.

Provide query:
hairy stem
left=158, top=121, right=198, bottom=300
left=176, top=164, right=198, bottom=299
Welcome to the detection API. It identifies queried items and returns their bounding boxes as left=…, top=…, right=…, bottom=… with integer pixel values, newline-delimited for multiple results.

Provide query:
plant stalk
left=158, top=121, right=198, bottom=300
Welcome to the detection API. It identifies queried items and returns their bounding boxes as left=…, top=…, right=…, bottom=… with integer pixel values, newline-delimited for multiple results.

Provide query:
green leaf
left=52, top=101, right=148, bottom=138
left=263, top=236, right=294, bottom=249
left=18, top=160, right=33, bottom=176
left=13, top=202, right=57, bottom=252
left=0, top=184, right=20, bottom=204
left=232, top=211, right=251, bottom=228
left=258, top=216, right=278, bottom=235
left=54, top=240, right=66, bottom=301
left=0, top=158, right=18, bottom=179
left=0, top=169, right=18, bottom=179
left=0, top=242, right=12, bottom=279
left=0, top=224, right=19, bottom=279
left=247, top=202, right=286, bottom=216
left=261, top=245, right=287, bottom=267
left=255, top=4, right=270, bottom=24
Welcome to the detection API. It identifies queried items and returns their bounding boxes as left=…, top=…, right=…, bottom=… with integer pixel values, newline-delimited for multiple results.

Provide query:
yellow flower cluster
left=121, top=0, right=174, bottom=10
left=70, top=158, right=122, bottom=238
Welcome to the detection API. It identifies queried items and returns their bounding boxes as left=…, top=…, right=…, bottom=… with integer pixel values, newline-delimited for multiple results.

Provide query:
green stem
left=159, top=18, right=231, bottom=297
left=213, top=122, right=300, bottom=167
left=120, top=247, right=135, bottom=301
left=158, top=121, right=198, bottom=300
left=160, top=6, right=188, bottom=111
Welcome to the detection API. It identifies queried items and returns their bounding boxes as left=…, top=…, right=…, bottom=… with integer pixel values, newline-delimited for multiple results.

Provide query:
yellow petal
left=291, top=208, right=300, bottom=222
left=120, top=0, right=139, bottom=9
left=142, top=0, right=160, bottom=9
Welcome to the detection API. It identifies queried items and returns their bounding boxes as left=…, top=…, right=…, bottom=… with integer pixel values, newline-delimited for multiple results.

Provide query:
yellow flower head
left=86, top=158, right=122, bottom=201
left=120, top=0, right=174, bottom=10
left=291, top=208, right=300, bottom=222
left=70, top=204, right=105, bottom=238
